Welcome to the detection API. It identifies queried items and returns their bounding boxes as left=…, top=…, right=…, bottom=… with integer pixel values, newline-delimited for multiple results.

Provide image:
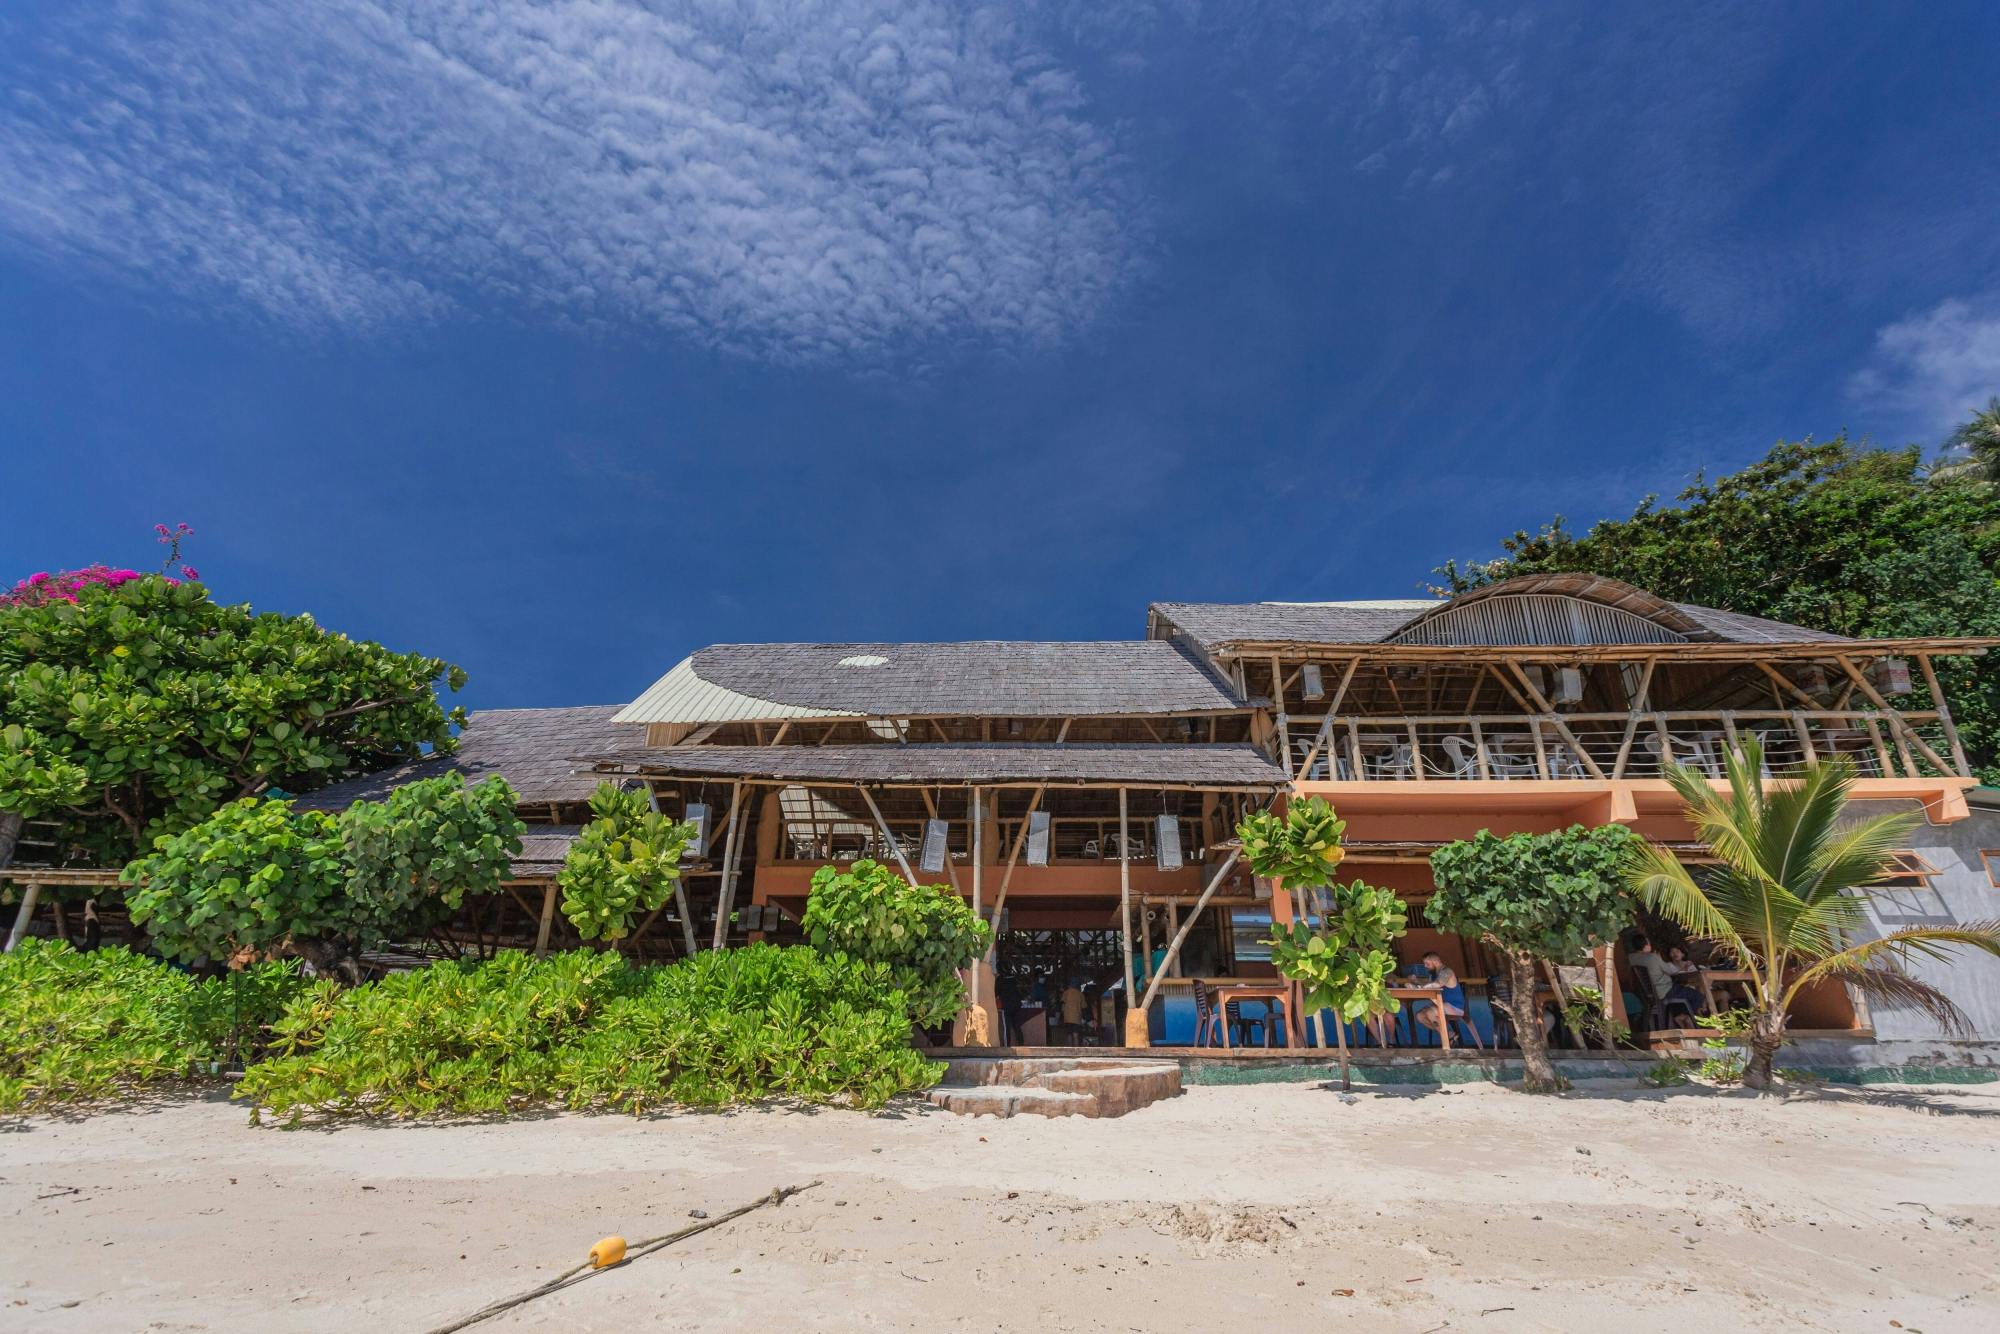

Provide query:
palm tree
left=1936, top=395, right=2000, bottom=482
left=1625, top=739, right=2000, bottom=1090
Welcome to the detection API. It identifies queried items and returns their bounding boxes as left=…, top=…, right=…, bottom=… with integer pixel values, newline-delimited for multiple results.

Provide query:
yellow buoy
left=588, top=1236, right=627, bottom=1269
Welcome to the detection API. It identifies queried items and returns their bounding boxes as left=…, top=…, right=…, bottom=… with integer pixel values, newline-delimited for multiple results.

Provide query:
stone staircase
left=927, top=1056, right=1182, bottom=1119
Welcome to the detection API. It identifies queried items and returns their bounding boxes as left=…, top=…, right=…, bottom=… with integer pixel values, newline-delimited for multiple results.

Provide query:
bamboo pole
left=1118, top=788, right=1136, bottom=1001
left=1917, top=654, right=1972, bottom=776
left=983, top=785, right=1046, bottom=970
left=1136, top=850, right=1243, bottom=1013
left=533, top=882, right=558, bottom=959
left=709, top=780, right=746, bottom=949
left=1293, top=658, right=1359, bottom=779
left=856, top=786, right=919, bottom=885
left=4, top=881, right=40, bottom=952
left=1611, top=659, right=1657, bottom=779
left=1835, top=655, right=1955, bottom=778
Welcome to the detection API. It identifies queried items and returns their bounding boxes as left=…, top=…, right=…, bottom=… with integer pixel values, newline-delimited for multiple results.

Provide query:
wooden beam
left=709, top=780, right=745, bottom=949
left=1917, top=654, right=1972, bottom=776
left=856, top=785, right=919, bottom=885
left=1294, top=658, right=1361, bottom=779
left=1137, top=851, right=1242, bottom=1013
left=1834, top=655, right=1955, bottom=778
left=532, top=881, right=560, bottom=959
left=1505, top=660, right=1605, bottom=778
left=1611, top=659, right=1657, bottom=778
left=970, top=787, right=984, bottom=1016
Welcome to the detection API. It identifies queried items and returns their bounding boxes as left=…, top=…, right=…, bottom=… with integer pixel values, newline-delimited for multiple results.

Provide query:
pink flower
left=179, top=565, right=200, bottom=580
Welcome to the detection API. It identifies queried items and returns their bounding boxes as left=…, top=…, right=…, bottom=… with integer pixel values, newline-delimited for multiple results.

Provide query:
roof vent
left=837, top=654, right=889, bottom=668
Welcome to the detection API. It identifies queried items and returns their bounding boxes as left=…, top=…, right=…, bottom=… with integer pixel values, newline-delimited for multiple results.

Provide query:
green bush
left=123, top=796, right=348, bottom=965
left=0, top=940, right=305, bottom=1111
left=341, top=772, right=524, bottom=941
left=233, top=945, right=940, bottom=1123
left=559, top=782, right=696, bottom=941
left=802, top=859, right=991, bottom=1027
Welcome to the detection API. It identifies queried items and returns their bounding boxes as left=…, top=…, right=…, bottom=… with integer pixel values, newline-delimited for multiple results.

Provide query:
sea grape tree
left=0, top=568, right=466, bottom=864
left=802, top=859, right=991, bottom=1028
left=559, top=783, right=697, bottom=942
left=340, top=773, right=524, bottom=944
left=1428, top=824, right=1638, bottom=1093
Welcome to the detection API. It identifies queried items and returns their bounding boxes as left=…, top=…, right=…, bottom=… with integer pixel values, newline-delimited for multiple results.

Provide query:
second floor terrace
left=1151, top=573, right=1998, bottom=798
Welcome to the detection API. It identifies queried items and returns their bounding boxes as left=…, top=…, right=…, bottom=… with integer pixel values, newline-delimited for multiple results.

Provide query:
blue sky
left=4, top=2, right=1999, bottom=711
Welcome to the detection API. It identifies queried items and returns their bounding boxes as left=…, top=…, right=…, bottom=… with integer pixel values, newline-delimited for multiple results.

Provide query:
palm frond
left=1798, top=920, right=2000, bottom=979
left=1808, top=961, right=1977, bottom=1037
left=1624, top=841, right=1740, bottom=949
left=1756, top=757, right=1856, bottom=895
left=1801, top=807, right=1921, bottom=901
left=1661, top=758, right=1770, bottom=887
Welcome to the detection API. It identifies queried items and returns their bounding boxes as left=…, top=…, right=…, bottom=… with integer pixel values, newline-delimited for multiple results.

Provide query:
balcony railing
left=1285, top=709, right=1964, bottom=782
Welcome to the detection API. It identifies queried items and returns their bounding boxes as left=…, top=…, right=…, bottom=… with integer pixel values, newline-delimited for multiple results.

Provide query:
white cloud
left=1849, top=296, right=2000, bottom=434
left=0, top=1, right=1141, bottom=359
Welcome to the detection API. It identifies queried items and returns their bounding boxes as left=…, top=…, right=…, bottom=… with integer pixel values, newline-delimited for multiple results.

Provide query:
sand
left=3, top=1078, right=1998, bottom=1332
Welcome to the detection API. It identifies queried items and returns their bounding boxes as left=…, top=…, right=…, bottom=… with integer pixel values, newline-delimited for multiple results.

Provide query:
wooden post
left=1271, top=655, right=1291, bottom=773
left=857, top=786, right=919, bottom=885
left=984, top=784, right=1046, bottom=969
left=965, top=787, right=992, bottom=1047
left=1917, top=654, right=1973, bottom=777
left=1118, top=788, right=1136, bottom=1001
left=533, top=881, right=558, bottom=959
left=1506, top=661, right=1605, bottom=778
left=1610, top=659, right=1657, bottom=779
left=647, top=786, right=700, bottom=956
left=710, top=780, right=746, bottom=949
left=4, top=881, right=40, bottom=953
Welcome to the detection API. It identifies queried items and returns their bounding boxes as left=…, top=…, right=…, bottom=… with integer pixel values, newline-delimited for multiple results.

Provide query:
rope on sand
left=424, top=1180, right=823, bottom=1334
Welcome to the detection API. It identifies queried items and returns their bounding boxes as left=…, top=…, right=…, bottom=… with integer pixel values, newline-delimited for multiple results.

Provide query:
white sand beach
left=4, top=1079, right=1997, bottom=1332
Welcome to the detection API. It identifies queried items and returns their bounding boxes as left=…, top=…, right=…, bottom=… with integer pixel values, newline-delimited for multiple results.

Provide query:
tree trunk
left=1334, top=1010, right=1352, bottom=1093
left=1505, top=950, right=1565, bottom=1093
left=1741, top=1009, right=1788, bottom=1092
left=0, top=810, right=23, bottom=869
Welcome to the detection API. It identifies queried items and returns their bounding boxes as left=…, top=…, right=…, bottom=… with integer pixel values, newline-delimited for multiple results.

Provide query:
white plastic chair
left=1437, top=735, right=1484, bottom=779
left=1366, top=743, right=1416, bottom=780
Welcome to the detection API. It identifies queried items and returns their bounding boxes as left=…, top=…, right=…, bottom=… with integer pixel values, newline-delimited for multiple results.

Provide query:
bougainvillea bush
left=0, top=568, right=466, bottom=864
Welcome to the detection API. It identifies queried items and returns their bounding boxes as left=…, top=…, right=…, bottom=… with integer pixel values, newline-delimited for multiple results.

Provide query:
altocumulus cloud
left=0, top=1, right=1140, bottom=358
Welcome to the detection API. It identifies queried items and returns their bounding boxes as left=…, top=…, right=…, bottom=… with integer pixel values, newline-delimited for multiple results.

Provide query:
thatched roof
left=616, top=640, right=1250, bottom=725
left=292, top=705, right=630, bottom=811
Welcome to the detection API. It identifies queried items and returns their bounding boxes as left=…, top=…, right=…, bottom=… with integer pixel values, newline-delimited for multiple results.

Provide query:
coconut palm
left=1625, top=739, right=2000, bottom=1090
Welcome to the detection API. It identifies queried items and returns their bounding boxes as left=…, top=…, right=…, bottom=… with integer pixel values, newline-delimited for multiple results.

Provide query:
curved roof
left=615, top=641, right=1249, bottom=725
left=1151, top=575, right=1847, bottom=650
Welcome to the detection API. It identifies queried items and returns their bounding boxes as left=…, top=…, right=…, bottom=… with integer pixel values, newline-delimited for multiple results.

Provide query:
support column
left=5, top=881, right=41, bottom=953
left=710, top=780, right=745, bottom=949
left=533, top=881, right=558, bottom=959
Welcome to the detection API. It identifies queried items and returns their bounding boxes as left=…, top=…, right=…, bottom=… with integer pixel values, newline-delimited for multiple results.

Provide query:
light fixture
left=1154, top=814, right=1183, bottom=871
left=1025, top=810, right=1051, bottom=866
left=1301, top=664, right=1325, bottom=700
left=682, top=803, right=709, bottom=862
left=919, top=818, right=950, bottom=873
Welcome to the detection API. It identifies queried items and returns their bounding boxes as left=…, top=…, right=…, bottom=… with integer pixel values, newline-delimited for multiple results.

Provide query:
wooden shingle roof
left=292, top=705, right=631, bottom=811
left=589, top=742, right=1288, bottom=788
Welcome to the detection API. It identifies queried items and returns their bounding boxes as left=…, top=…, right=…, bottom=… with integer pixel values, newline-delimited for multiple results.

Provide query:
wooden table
left=1692, top=968, right=1753, bottom=1014
left=1213, top=982, right=1303, bottom=1048
left=1387, top=985, right=1454, bottom=1051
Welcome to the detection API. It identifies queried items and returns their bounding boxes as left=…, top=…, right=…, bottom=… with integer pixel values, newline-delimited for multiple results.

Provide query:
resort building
left=276, top=573, right=2000, bottom=1061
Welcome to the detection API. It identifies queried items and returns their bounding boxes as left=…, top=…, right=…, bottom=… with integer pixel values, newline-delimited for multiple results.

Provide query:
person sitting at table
left=1409, top=951, right=1480, bottom=1048
left=1661, top=945, right=1707, bottom=1018
left=1628, top=934, right=1679, bottom=999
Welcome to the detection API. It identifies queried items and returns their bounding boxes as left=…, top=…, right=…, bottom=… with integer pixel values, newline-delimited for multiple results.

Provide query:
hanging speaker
left=1301, top=663, right=1325, bottom=700
left=1154, top=814, right=1183, bottom=871
left=1025, top=810, right=1051, bottom=866
left=919, top=818, right=950, bottom=873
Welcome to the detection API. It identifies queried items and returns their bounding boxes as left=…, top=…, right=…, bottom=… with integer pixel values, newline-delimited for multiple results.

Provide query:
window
left=1867, top=851, right=1950, bottom=925
left=1228, top=909, right=1273, bottom=965
left=1980, top=850, right=2000, bottom=889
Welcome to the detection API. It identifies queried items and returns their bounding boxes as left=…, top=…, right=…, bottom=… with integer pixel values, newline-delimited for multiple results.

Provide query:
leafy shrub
left=559, top=783, right=696, bottom=941
left=1239, top=797, right=1347, bottom=889
left=802, top=859, right=991, bottom=1027
left=123, top=797, right=348, bottom=965
left=1695, top=1008, right=1752, bottom=1083
left=0, top=940, right=304, bottom=1111
left=234, top=945, right=940, bottom=1123
left=1642, top=1056, right=1693, bottom=1088
left=342, top=773, right=524, bottom=939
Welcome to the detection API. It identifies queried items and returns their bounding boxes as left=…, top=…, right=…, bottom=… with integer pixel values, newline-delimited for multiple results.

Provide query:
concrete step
left=930, top=1057, right=1183, bottom=1118
left=926, top=1084, right=1092, bottom=1118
